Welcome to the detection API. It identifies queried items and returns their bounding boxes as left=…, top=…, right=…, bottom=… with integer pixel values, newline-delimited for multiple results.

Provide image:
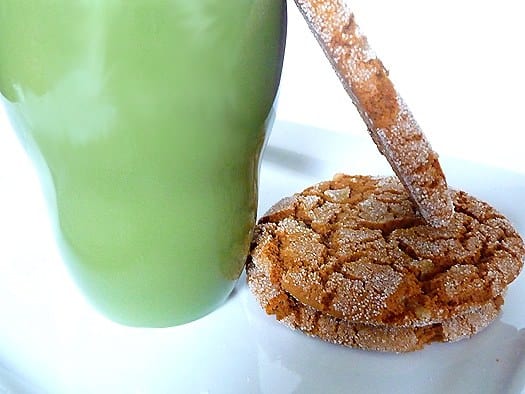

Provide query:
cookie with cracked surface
left=250, top=174, right=524, bottom=327
left=246, top=260, right=502, bottom=352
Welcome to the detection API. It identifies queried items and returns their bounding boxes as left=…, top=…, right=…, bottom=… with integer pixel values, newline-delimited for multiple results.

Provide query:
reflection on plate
left=0, top=120, right=524, bottom=393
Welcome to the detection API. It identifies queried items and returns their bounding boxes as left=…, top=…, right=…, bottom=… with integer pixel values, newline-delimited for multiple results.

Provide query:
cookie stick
left=293, top=0, right=453, bottom=227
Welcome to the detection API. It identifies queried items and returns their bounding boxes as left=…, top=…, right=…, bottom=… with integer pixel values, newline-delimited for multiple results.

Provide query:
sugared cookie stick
left=294, top=0, right=453, bottom=227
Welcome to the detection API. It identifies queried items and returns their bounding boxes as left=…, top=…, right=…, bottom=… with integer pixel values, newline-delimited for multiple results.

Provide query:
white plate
left=1, top=120, right=524, bottom=394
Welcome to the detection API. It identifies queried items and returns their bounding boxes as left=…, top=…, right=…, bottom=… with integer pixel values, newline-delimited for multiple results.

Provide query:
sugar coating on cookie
left=293, top=0, right=453, bottom=227
left=250, top=175, right=525, bottom=327
left=246, top=260, right=502, bottom=352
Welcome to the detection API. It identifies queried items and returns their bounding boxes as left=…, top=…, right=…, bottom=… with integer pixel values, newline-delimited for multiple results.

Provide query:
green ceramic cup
left=0, top=1, right=286, bottom=327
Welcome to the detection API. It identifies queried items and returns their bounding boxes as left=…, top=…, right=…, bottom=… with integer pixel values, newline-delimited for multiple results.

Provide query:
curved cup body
left=0, top=0, right=287, bottom=327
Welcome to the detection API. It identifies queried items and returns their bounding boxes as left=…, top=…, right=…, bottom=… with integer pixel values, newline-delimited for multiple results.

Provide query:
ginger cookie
left=292, top=0, right=453, bottom=227
left=246, top=260, right=502, bottom=352
left=249, top=175, right=525, bottom=328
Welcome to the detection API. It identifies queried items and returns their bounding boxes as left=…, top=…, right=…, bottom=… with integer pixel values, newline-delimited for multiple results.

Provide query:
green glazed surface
left=0, top=1, right=286, bottom=326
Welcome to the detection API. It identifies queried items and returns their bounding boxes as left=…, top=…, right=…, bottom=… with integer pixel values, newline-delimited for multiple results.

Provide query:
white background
left=277, top=0, right=525, bottom=174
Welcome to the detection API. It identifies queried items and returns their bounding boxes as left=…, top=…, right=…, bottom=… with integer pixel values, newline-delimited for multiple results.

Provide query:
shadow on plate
left=263, top=145, right=327, bottom=177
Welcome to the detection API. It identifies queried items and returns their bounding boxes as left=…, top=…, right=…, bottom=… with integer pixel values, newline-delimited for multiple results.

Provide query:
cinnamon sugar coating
left=250, top=175, right=524, bottom=328
left=293, top=0, right=453, bottom=227
left=246, top=260, right=501, bottom=352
